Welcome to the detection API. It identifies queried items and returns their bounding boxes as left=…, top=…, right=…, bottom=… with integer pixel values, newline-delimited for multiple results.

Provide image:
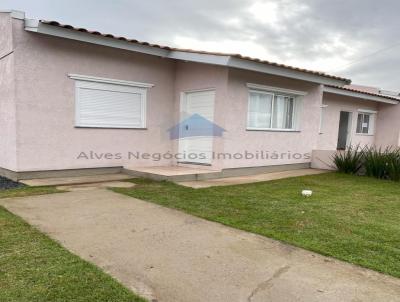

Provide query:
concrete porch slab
left=20, top=173, right=132, bottom=187
left=57, top=181, right=136, bottom=192
left=123, top=165, right=222, bottom=182
left=178, top=169, right=329, bottom=188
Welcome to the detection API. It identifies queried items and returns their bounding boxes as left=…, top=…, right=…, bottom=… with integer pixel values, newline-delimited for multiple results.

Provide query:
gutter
left=227, top=57, right=348, bottom=86
left=24, top=19, right=169, bottom=57
left=0, top=9, right=25, bottom=19
left=24, top=19, right=350, bottom=87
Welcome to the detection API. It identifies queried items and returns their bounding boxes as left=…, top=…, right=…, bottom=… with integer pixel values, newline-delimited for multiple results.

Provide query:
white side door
left=179, top=90, right=215, bottom=164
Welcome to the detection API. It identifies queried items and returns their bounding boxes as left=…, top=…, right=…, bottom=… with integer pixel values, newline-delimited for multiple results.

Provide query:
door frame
left=337, top=110, right=353, bottom=150
left=178, top=88, right=216, bottom=165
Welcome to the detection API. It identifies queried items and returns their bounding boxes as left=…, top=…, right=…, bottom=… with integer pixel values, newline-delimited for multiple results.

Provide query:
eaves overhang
left=24, top=19, right=351, bottom=87
left=323, top=86, right=400, bottom=104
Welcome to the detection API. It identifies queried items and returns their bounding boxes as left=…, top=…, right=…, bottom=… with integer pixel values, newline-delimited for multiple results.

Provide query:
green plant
left=363, top=146, right=390, bottom=179
left=385, top=148, right=400, bottom=181
left=363, top=146, right=400, bottom=181
left=332, top=144, right=364, bottom=174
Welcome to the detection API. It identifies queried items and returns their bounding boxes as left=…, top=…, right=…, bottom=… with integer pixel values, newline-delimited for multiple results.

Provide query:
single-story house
left=1, top=10, right=400, bottom=180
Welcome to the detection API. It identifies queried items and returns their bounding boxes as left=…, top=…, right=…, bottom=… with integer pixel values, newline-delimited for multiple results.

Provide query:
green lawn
left=113, top=173, right=400, bottom=278
left=0, top=186, right=61, bottom=199
left=0, top=187, right=146, bottom=302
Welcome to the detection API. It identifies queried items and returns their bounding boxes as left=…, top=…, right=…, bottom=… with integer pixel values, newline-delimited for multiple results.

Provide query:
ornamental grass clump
left=333, top=145, right=400, bottom=181
left=363, top=146, right=390, bottom=179
left=386, top=149, right=400, bottom=181
left=332, top=144, right=364, bottom=175
left=364, top=146, right=400, bottom=181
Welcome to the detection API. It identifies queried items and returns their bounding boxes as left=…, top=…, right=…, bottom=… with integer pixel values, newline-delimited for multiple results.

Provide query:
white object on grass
left=302, top=190, right=313, bottom=197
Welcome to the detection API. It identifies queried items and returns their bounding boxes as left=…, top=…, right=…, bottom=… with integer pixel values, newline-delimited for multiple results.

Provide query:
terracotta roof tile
left=40, top=20, right=350, bottom=83
left=326, top=85, right=400, bottom=101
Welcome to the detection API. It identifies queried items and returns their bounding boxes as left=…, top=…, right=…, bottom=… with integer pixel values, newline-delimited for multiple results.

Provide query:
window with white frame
left=70, top=74, right=153, bottom=128
left=356, top=111, right=375, bottom=135
left=247, top=87, right=301, bottom=130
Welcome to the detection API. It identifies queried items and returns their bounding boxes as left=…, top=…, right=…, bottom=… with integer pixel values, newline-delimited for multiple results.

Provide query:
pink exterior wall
left=0, top=13, right=18, bottom=170
left=317, top=93, right=378, bottom=151
left=310, top=150, right=336, bottom=170
left=312, top=93, right=384, bottom=170
left=0, top=13, right=13, bottom=56
left=375, top=103, right=400, bottom=147
left=11, top=18, right=176, bottom=171
left=221, top=69, right=323, bottom=168
left=3, top=14, right=399, bottom=173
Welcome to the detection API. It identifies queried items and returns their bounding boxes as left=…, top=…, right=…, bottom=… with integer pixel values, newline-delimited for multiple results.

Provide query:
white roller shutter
left=73, top=76, right=149, bottom=128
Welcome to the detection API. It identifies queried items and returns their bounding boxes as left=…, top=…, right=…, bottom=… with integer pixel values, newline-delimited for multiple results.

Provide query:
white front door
left=179, top=90, right=215, bottom=164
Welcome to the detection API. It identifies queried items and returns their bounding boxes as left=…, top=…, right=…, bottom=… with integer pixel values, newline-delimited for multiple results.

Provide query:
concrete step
left=178, top=169, right=329, bottom=188
left=123, top=164, right=316, bottom=182
left=20, top=173, right=132, bottom=187
left=123, top=166, right=222, bottom=182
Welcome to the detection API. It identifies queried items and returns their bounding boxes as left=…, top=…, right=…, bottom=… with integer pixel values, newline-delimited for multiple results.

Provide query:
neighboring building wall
left=375, top=103, right=400, bottom=148
left=173, top=61, right=229, bottom=169
left=11, top=18, right=176, bottom=171
left=0, top=13, right=18, bottom=171
left=222, top=68, right=323, bottom=168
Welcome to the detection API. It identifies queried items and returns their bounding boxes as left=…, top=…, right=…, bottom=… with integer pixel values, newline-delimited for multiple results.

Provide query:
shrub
left=363, top=146, right=390, bottom=179
left=386, top=150, right=400, bottom=181
left=332, top=144, right=364, bottom=174
left=332, top=144, right=400, bottom=181
left=363, top=146, right=400, bottom=181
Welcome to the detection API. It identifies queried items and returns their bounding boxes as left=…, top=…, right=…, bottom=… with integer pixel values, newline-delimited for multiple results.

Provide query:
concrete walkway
left=178, top=169, right=328, bottom=188
left=1, top=189, right=400, bottom=302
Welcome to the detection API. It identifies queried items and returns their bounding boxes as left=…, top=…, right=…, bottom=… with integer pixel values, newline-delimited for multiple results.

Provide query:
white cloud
left=1, top=0, right=400, bottom=90
left=248, top=1, right=279, bottom=27
left=248, top=0, right=308, bottom=29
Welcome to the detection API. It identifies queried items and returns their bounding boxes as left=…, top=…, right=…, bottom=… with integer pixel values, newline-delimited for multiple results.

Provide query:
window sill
left=246, top=128, right=300, bottom=133
left=355, top=133, right=374, bottom=137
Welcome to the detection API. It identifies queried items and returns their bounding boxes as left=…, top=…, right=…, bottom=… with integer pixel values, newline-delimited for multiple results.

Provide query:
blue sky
left=1, top=0, right=400, bottom=91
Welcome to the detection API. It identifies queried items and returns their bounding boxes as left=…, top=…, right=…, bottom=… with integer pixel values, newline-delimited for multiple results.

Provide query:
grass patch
left=0, top=205, right=146, bottom=302
left=0, top=186, right=62, bottom=199
left=0, top=185, right=145, bottom=301
left=113, top=173, right=400, bottom=278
